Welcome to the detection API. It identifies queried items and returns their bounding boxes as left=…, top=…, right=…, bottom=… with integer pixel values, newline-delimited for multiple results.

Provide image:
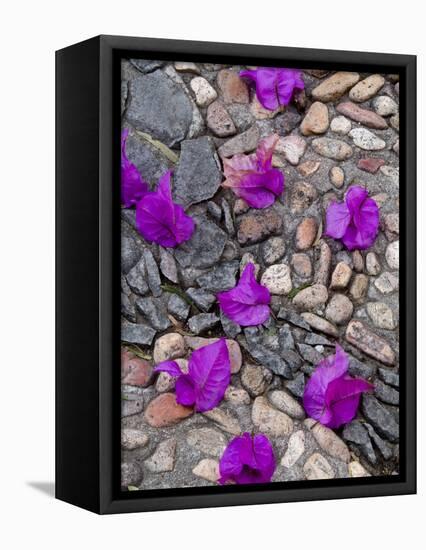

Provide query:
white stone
left=373, top=96, right=398, bottom=116
left=349, top=128, right=386, bottom=150
left=275, top=135, right=307, bottom=165
left=145, top=438, right=176, bottom=473
left=366, top=302, right=397, bottom=330
left=190, top=76, right=218, bottom=107
left=281, top=431, right=305, bottom=468
left=153, top=333, right=186, bottom=363
left=348, top=461, right=371, bottom=477
left=192, top=459, right=220, bottom=482
left=386, top=240, right=399, bottom=269
left=121, top=429, right=149, bottom=450
left=261, top=264, right=292, bottom=295
left=304, top=453, right=335, bottom=480
left=375, top=272, right=399, bottom=294
left=330, top=115, right=351, bottom=135
left=366, top=252, right=381, bottom=276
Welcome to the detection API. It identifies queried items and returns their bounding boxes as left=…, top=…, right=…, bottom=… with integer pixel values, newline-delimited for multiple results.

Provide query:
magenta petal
left=175, top=374, right=196, bottom=407
left=240, top=67, right=304, bottom=110
left=303, top=344, right=372, bottom=428
left=256, top=134, right=279, bottom=170
left=345, top=186, right=369, bottom=215
left=188, top=338, right=230, bottom=412
left=153, top=360, right=183, bottom=377
left=135, top=170, right=195, bottom=247
left=121, top=129, right=149, bottom=207
left=218, top=263, right=271, bottom=326
left=325, top=377, right=374, bottom=428
left=233, top=170, right=284, bottom=209
left=277, top=69, right=304, bottom=105
left=253, top=68, right=281, bottom=110
left=325, top=201, right=351, bottom=239
left=219, top=432, right=275, bottom=485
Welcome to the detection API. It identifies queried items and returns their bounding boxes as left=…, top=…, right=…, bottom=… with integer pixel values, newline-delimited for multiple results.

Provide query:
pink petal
left=256, top=134, right=280, bottom=170
left=188, top=338, right=230, bottom=412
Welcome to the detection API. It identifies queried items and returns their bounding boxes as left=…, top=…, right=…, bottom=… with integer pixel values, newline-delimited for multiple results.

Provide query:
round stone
left=293, top=284, right=328, bottom=310
left=186, top=428, right=227, bottom=457
left=281, top=430, right=305, bottom=468
left=366, top=252, right=381, bottom=275
left=144, top=393, right=193, bottom=427
left=330, top=115, right=351, bottom=135
left=121, top=429, right=149, bottom=450
left=349, top=128, right=386, bottom=150
left=241, top=364, right=272, bottom=397
left=192, top=459, right=220, bottom=482
left=325, top=294, right=354, bottom=324
left=329, top=166, right=345, bottom=188
left=300, top=101, right=329, bottom=135
left=260, top=263, right=292, bottom=295
left=291, top=253, right=312, bottom=278
left=373, top=95, right=398, bottom=116
left=374, top=271, right=399, bottom=294
left=252, top=396, right=293, bottom=437
left=349, top=74, right=385, bottom=102
left=268, top=390, right=305, bottom=419
left=295, top=217, right=318, bottom=250
left=153, top=333, right=186, bottom=363
left=261, top=237, right=286, bottom=265
left=350, top=274, right=369, bottom=301
left=330, top=261, right=352, bottom=289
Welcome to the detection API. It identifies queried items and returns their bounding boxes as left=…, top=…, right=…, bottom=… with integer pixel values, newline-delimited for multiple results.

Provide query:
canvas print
left=120, top=59, right=400, bottom=491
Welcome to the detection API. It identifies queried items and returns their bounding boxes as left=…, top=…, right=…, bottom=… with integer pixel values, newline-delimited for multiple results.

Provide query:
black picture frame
left=56, top=34, right=416, bottom=514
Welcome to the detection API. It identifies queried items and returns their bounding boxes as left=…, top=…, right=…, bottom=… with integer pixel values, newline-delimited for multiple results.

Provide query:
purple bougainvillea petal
left=240, top=67, right=304, bottom=111
left=175, top=374, right=197, bottom=407
left=325, top=201, right=351, bottom=239
left=303, top=344, right=373, bottom=429
left=277, top=68, right=304, bottom=105
left=217, top=263, right=271, bottom=326
left=153, top=360, right=183, bottom=377
left=219, top=432, right=276, bottom=485
left=325, top=185, right=379, bottom=251
left=222, top=134, right=284, bottom=209
left=136, top=170, right=195, bottom=248
left=188, top=338, right=231, bottom=412
left=325, top=377, right=374, bottom=428
left=121, top=129, right=149, bottom=207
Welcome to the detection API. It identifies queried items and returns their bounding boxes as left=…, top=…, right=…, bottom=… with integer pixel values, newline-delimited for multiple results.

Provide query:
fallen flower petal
left=153, top=338, right=231, bottom=413
left=303, top=344, right=373, bottom=429
left=217, top=263, right=271, bottom=326
left=136, top=170, right=195, bottom=248
left=325, top=185, right=379, bottom=250
left=219, top=432, right=276, bottom=485
left=121, top=129, right=149, bottom=207
left=240, top=67, right=304, bottom=111
left=222, top=134, right=284, bottom=209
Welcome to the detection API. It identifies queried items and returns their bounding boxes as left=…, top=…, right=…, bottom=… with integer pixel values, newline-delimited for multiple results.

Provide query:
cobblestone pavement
left=120, top=59, right=400, bottom=490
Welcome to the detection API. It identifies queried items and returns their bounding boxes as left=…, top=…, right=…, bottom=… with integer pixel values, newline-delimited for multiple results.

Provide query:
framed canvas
left=56, top=35, right=416, bottom=514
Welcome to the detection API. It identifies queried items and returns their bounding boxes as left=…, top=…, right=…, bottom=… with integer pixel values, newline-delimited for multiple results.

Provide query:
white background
left=0, top=1, right=423, bottom=548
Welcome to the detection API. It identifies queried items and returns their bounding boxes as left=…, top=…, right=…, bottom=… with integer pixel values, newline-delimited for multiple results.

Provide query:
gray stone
left=277, top=309, right=311, bottom=330
left=126, top=258, right=149, bottom=296
left=143, top=249, right=162, bottom=297
left=286, top=372, right=305, bottom=398
left=349, top=128, right=386, bottom=151
left=186, top=287, right=216, bottom=312
left=348, top=355, right=375, bottom=379
left=221, top=199, right=235, bottom=236
left=207, top=200, right=222, bottom=220
left=174, top=137, right=222, bottom=207
left=244, top=340, right=293, bottom=379
left=378, top=368, right=399, bottom=388
left=361, top=394, right=399, bottom=442
left=186, top=428, right=227, bottom=458
left=136, top=297, right=171, bottom=331
left=374, top=380, right=399, bottom=405
left=188, top=313, right=220, bottom=334
left=145, top=438, right=177, bottom=473
left=364, top=423, right=394, bottom=460
left=220, top=311, right=241, bottom=338
left=305, top=332, right=333, bottom=347
left=297, top=344, right=323, bottom=364
left=159, top=248, right=179, bottom=283
left=312, top=138, right=353, bottom=160
left=278, top=325, right=295, bottom=350
left=373, top=96, right=398, bottom=116
left=167, top=294, right=190, bottom=321
left=121, top=235, right=141, bottom=274
left=196, top=261, right=239, bottom=292
left=342, top=421, right=377, bottom=464
left=127, top=70, right=195, bottom=147
left=121, top=322, right=156, bottom=345
left=121, top=293, right=136, bottom=322
left=129, top=59, right=164, bottom=73
left=125, top=132, right=173, bottom=188
left=174, top=215, right=227, bottom=269
left=121, top=462, right=142, bottom=487
left=218, top=124, right=260, bottom=158
left=121, top=429, right=149, bottom=450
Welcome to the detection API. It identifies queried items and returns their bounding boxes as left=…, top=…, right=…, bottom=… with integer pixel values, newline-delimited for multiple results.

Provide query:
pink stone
left=121, top=348, right=153, bottom=387
left=144, top=393, right=193, bottom=427
left=358, top=158, right=386, bottom=174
